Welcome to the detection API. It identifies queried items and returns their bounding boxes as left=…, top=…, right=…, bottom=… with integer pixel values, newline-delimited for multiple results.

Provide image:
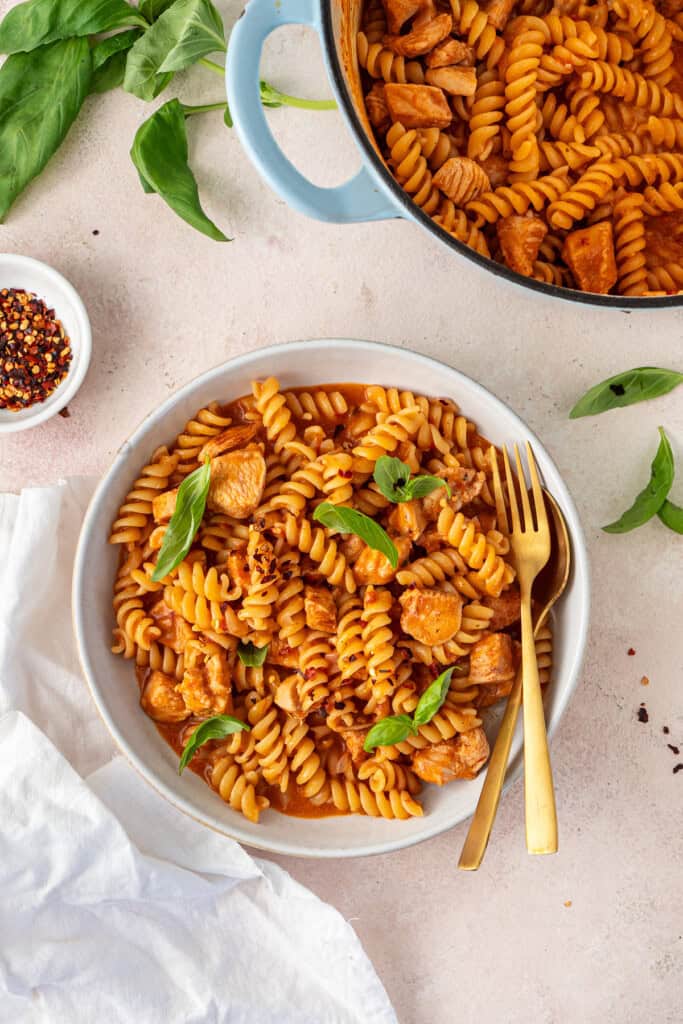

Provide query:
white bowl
left=73, top=340, right=590, bottom=858
left=0, top=254, right=91, bottom=433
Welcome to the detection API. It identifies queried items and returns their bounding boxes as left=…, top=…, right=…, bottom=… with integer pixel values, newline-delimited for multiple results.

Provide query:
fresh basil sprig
left=312, top=502, right=398, bottom=568
left=0, top=0, right=146, bottom=55
left=90, top=29, right=142, bottom=94
left=570, top=367, right=683, bottom=419
left=0, top=38, right=91, bottom=222
left=238, top=642, right=269, bottom=667
left=178, top=714, right=249, bottom=773
left=373, top=455, right=450, bottom=504
left=603, top=427, right=674, bottom=534
left=658, top=499, right=683, bottom=534
left=152, top=458, right=211, bottom=580
left=364, top=667, right=455, bottom=752
left=131, top=98, right=229, bottom=241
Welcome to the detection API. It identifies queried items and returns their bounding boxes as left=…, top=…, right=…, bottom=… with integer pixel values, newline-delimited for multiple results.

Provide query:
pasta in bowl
left=73, top=340, right=589, bottom=857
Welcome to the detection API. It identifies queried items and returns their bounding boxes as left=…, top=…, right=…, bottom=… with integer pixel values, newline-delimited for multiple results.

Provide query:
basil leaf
left=0, top=0, right=145, bottom=54
left=238, top=642, right=269, bottom=667
left=130, top=98, right=229, bottom=240
left=658, top=499, right=683, bottom=534
left=312, top=502, right=398, bottom=568
left=90, top=28, right=141, bottom=93
left=178, top=714, right=249, bottom=773
left=373, top=455, right=450, bottom=504
left=0, top=39, right=91, bottom=222
left=570, top=367, right=683, bottom=419
left=603, top=427, right=674, bottom=534
left=363, top=714, right=415, bottom=753
left=413, top=667, right=454, bottom=728
left=124, top=0, right=225, bottom=100
left=139, top=0, right=175, bottom=19
left=152, top=458, right=211, bottom=580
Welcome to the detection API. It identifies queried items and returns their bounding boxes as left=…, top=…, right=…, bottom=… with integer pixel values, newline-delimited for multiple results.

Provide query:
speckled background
left=1, top=3, right=682, bottom=1021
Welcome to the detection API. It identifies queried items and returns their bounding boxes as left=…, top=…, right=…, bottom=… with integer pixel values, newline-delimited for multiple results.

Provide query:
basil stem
left=179, top=714, right=249, bottom=774
left=238, top=642, right=269, bottom=667
left=570, top=367, right=683, bottom=419
left=152, top=459, right=212, bottom=580
left=312, top=502, right=398, bottom=568
left=658, top=499, right=683, bottom=534
left=603, top=427, right=674, bottom=534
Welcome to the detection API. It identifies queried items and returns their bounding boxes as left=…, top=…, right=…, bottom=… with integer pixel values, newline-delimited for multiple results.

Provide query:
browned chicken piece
left=384, top=83, right=452, bottom=129
left=387, top=499, right=427, bottom=541
left=340, top=728, right=369, bottom=768
left=267, top=636, right=300, bottom=669
left=479, top=153, right=509, bottom=189
left=411, top=728, right=490, bottom=783
left=426, top=38, right=475, bottom=68
left=353, top=536, right=411, bottom=585
left=412, top=0, right=437, bottom=28
left=422, top=466, right=485, bottom=519
left=483, top=0, right=516, bottom=30
left=304, top=585, right=337, bottom=633
left=341, top=532, right=366, bottom=564
left=177, top=638, right=232, bottom=717
left=365, top=82, right=390, bottom=134
left=434, top=156, right=490, bottom=203
left=381, top=0, right=421, bottom=34
left=207, top=444, right=266, bottom=518
left=384, top=13, right=452, bottom=57
left=226, top=547, right=250, bottom=592
left=419, top=528, right=443, bottom=553
left=483, top=586, right=521, bottom=631
left=152, top=487, right=179, bottom=523
left=198, top=423, right=259, bottom=462
left=148, top=599, right=195, bottom=653
left=469, top=632, right=516, bottom=686
left=273, top=674, right=303, bottom=716
left=399, top=588, right=463, bottom=645
left=562, top=222, right=618, bottom=294
left=140, top=669, right=191, bottom=723
left=497, top=214, right=548, bottom=277
left=425, top=65, right=477, bottom=96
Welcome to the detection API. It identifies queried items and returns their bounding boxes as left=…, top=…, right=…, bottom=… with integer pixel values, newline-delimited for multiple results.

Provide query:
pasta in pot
left=109, top=379, right=553, bottom=824
left=357, top=0, right=683, bottom=295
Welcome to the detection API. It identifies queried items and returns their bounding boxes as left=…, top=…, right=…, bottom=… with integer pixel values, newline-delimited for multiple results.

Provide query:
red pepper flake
left=667, top=744, right=680, bottom=755
left=663, top=726, right=670, bottom=735
left=637, top=704, right=649, bottom=724
left=627, top=647, right=636, bottom=656
left=58, top=405, right=70, bottom=418
left=674, top=764, right=683, bottom=775
left=640, top=675, right=650, bottom=686
left=0, top=287, right=72, bottom=411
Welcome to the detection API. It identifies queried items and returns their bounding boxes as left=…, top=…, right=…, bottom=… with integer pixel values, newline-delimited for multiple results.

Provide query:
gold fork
left=499, top=442, right=558, bottom=855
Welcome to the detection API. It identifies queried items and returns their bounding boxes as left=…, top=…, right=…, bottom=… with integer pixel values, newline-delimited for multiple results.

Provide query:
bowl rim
left=0, top=253, right=92, bottom=434
left=320, top=4, right=683, bottom=310
left=72, top=338, right=591, bottom=858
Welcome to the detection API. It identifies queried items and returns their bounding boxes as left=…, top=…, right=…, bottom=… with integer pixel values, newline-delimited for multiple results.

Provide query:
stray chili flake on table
left=627, top=647, right=636, bottom=656
left=0, top=288, right=72, bottom=411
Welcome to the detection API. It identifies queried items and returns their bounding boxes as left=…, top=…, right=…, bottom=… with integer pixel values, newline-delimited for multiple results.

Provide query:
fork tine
left=489, top=445, right=509, bottom=535
left=501, top=446, right=520, bottom=533
left=525, top=442, right=548, bottom=534
left=513, top=443, right=534, bottom=531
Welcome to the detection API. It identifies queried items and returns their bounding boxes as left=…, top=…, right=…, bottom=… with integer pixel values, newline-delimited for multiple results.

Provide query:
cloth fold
left=0, top=480, right=396, bottom=1024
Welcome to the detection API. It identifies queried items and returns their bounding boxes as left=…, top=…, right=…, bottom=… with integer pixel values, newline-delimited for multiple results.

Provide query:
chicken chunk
left=341, top=532, right=366, bottom=564
left=411, top=728, right=490, bottom=783
left=152, top=487, right=178, bottom=523
left=384, top=13, right=452, bottom=58
left=148, top=599, right=195, bottom=653
left=483, top=0, right=516, bottom=30
left=365, top=82, right=390, bottom=134
left=422, top=466, right=485, bottom=519
left=140, top=670, right=190, bottom=724
left=226, top=547, right=250, bottom=593
left=468, top=632, right=516, bottom=686
left=381, top=0, right=421, bottom=34
left=177, top=639, right=232, bottom=717
left=384, top=83, right=452, bottom=129
left=268, top=636, right=300, bottom=669
left=399, top=588, right=463, bottom=645
left=387, top=499, right=427, bottom=541
left=198, top=423, right=259, bottom=462
left=353, top=536, right=411, bottom=585
left=562, top=222, right=618, bottom=294
left=425, top=66, right=477, bottom=97
left=340, top=728, right=369, bottom=768
left=497, top=214, right=548, bottom=277
left=304, top=585, right=337, bottom=633
left=483, top=587, right=521, bottom=631
left=207, top=444, right=266, bottom=519
left=426, top=38, right=475, bottom=68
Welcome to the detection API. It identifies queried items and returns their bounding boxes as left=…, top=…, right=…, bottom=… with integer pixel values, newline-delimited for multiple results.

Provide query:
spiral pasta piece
left=436, top=506, right=514, bottom=596
left=336, top=593, right=368, bottom=680
left=613, top=192, right=648, bottom=296
left=641, top=180, right=683, bottom=214
left=327, top=778, right=423, bottom=818
left=386, top=122, right=442, bottom=216
left=577, top=62, right=683, bottom=117
left=109, top=448, right=178, bottom=545
left=171, top=405, right=231, bottom=481
left=357, top=32, right=424, bottom=84
left=357, top=757, right=421, bottom=794
left=467, top=70, right=506, bottom=161
left=396, top=548, right=469, bottom=587
left=253, top=376, right=296, bottom=453
left=352, top=404, right=425, bottom=472
left=467, top=167, right=572, bottom=224
left=284, top=717, right=329, bottom=800
left=321, top=451, right=354, bottom=505
left=457, top=0, right=506, bottom=69
left=275, top=551, right=306, bottom=649
left=505, top=27, right=544, bottom=180
left=210, top=756, right=269, bottom=823
left=362, top=585, right=396, bottom=689
left=419, top=127, right=457, bottom=171
left=433, top=202, right=492, bottom=256
left=265, top=457, right=324, bottom=515
left=395, top=704, right=482, bottom=753
left=246, top=692, right=290, bottom=791
left=282, top=515, right=356, bottom=591
left=238, top=529, right=280, bottom=645
left=285, top=389, right=349, bottom=423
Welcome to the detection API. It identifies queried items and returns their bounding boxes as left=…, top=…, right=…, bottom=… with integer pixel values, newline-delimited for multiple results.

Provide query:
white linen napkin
left=0, top=480, right=397, bottom=1024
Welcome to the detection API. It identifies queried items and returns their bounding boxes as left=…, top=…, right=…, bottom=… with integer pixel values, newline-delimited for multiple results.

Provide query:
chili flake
left=0, top=288, right=72, bottom=411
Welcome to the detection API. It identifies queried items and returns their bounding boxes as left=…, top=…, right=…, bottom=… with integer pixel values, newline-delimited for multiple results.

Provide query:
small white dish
left=73, top=339, right=591, bottom=859
left=0, top=254, right=92, bottom=434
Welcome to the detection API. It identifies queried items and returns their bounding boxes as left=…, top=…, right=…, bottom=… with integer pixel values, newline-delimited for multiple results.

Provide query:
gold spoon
left=458, top=490, right=571, bottom=871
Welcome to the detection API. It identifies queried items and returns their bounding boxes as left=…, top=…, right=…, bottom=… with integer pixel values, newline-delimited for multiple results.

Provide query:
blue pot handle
left=226, top=0, right=397, bottom=223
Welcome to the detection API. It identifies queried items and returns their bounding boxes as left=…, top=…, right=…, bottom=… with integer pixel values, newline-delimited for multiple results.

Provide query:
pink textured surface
left=1, top=4, right=682, bottom=1020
